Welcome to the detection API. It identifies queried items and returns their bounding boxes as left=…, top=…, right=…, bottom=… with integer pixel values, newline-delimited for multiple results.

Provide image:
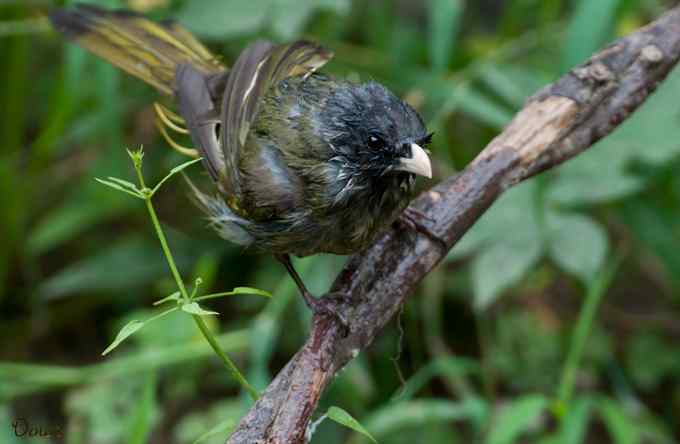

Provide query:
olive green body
left=235, top=74, right=414, bottom=256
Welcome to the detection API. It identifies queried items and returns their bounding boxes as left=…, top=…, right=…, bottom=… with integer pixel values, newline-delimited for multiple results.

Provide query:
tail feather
left=49, top=4, right=225, bottom=95
left=183, top=174, right=254, bottom=247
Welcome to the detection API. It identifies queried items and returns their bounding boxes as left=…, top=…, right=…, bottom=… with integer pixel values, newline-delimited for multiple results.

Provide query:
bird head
left=321, top=81, right=433, bottom=185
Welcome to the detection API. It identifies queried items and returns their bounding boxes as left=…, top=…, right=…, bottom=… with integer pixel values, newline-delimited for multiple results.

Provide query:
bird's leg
left=275, top=253, right=316, bottom=307
left=397, top=207, right=448, bottom=252
left=274, top=254, right=351, bottom=328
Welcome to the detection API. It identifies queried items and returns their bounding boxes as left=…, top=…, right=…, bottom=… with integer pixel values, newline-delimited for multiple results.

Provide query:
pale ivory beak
left=394, top=143, right=432, bottom=178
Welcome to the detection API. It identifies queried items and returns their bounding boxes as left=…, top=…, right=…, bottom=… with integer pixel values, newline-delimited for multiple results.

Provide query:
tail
left=49, top=4, right=225, bottom=95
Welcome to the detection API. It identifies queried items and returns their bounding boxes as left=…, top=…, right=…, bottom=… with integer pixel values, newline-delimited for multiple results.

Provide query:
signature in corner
left=12, top=418, right=64, bottom=439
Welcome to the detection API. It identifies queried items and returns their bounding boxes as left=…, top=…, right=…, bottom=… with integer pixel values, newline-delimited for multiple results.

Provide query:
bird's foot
left=304, top=291, right=353, bottom=332
left=397, top=207, right=447, bottom=251
left=275, top=253, right=353, bottom=332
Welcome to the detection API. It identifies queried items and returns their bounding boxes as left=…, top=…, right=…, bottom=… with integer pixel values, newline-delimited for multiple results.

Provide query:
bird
left=49, top=4, right=434, bottom=321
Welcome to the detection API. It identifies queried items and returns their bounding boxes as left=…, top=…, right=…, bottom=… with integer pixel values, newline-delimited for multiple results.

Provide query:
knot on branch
left=641, top=44, right=665, bottom=64
left=574, top=61, right=616, bottom=83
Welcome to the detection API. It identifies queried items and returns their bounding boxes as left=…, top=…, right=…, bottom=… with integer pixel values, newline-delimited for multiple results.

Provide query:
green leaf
left=598, top=399, right=640, bottom=444
left=103, top=308, right=178, bottom=356
left=232, top=287, right=272, bottom=298
left=450, top=180, right=539, bottom=260
left=168, top=157, right=203, bottom=175
left=102, top=320, right=145, bottom=356
left=486, top=394, right=548, bottom=444
left=106, top=177, right=140, bottom=193
left=326, top=406, right=377, bottom=444
left=546, top=142, right=645, bottom=205
left=151, top=157, right=203, bottom=196
left=95, top=177, right=144, bottom=199
left=181, top=302, right=219, bottom=316
left=449, top=181, right=543, bottom=310
left=472, top=235, right=542, bottom=311
left=561, top=0, right=622, bottom=71
left=194, top=287, right=273, bottom=303
left=428, top=0, right=463, bottom=73
left=153, top=291, right=181, bottom=306
left=546, top=211, right=608, bottom=283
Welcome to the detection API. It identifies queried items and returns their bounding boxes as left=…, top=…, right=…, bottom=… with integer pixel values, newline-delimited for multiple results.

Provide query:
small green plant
left=308, top=406, right=377, bottom=443
left=554, top=258, right=621, bottom=417
left=96, top=147, right=269, bottom=401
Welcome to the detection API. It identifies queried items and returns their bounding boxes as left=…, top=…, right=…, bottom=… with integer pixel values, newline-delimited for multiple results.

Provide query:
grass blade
left=429, top=0, right=463, bottom=73
left=486, top=394, right=548, bottom=444
left=326, top=406, right=377, bottom=444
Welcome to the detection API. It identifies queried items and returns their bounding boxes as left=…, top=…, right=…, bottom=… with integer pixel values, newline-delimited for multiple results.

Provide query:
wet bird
left=49, top=4, right=434, bottom=320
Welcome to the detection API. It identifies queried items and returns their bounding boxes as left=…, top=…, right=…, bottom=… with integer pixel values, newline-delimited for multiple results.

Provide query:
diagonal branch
left=227, top=7, right=680, bottom=444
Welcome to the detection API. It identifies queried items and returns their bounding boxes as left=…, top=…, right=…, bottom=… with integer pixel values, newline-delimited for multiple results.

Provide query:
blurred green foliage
left=1, top=0, right=679, bottom=443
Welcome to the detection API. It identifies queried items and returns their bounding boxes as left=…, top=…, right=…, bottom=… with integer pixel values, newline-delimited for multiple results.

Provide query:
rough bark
left=227, top=6, right=680, bottom=444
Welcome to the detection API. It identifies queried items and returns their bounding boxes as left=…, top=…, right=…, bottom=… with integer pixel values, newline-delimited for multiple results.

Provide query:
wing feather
left=219, top=40, right=333, bottom=203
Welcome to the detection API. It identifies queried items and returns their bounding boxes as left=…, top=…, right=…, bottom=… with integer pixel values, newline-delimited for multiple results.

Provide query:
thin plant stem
left=476, top=312, right=496, bottom=406
left=192, top=315, right=260, bottom=399
left=194, top=292, right=241, bottom=302
left=132, top=157, right=259, bottom=401
left=555, top=259, right=620, bottom=417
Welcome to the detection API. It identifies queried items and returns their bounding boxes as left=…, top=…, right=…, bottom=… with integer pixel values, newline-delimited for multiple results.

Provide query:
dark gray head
left=320, top=81, right=432, bottom=185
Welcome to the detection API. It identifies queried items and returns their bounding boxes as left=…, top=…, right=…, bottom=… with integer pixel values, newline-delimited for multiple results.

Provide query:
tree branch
left=227, top=7, right=680, bottom=444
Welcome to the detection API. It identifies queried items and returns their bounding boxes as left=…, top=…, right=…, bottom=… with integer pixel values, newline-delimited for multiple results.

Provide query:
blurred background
left=1, top=0, right=679, bottom=443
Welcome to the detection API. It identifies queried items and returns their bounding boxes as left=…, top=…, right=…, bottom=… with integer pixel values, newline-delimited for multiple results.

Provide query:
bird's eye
left=367, top=134, right=384, bottom=149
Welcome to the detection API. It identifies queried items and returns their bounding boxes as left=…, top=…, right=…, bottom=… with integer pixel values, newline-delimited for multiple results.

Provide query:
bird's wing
left=175, top=64, right=227, bottom=181
left=219, top=40, right=334, bottom=203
